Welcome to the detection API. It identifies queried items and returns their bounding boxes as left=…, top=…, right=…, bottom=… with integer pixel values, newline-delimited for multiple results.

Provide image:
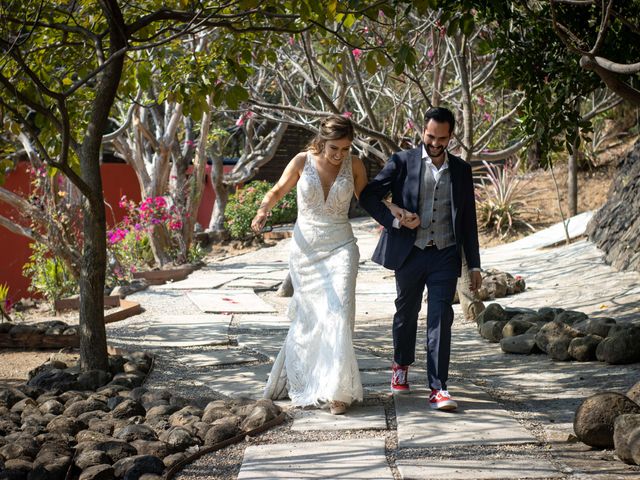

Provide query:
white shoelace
left=393, top=368, right=407, bottom=385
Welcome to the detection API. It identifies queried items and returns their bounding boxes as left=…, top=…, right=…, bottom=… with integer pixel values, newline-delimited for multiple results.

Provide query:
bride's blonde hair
left=307, top=115, right=354, bottom=154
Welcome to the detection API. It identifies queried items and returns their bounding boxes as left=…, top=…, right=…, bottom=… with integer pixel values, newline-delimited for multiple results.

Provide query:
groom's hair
left=424, top=107, right=455, bottom=134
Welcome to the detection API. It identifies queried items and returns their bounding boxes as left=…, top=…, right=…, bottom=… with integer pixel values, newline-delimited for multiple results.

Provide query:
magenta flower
left=482, top=112, right=492, bottom=122
left=427, top=49, right=434, bottom=59
left=477, top=95, right=486, bottom=106
left=352, top=48, right=363, bottom=61
left=342, top=111, right=353, bottom=118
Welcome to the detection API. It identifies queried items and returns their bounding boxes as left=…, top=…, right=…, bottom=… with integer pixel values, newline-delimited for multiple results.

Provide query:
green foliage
left=186, top=242, right=207, bottom=264
left=22, top=243, right=78, bottom=308
left=107, top=230, right=155, bottom=284
left=476, top=160, right=535, bottom=238
left=0, top=283, right=10, bottom=316
left=225, top=180, right=297, bottom=239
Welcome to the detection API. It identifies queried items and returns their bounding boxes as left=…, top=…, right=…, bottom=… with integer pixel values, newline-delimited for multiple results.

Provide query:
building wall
left=1, top=162, right=228, bottom=302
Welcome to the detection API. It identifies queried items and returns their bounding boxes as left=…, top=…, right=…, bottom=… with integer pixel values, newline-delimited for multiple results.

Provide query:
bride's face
left=322, top=137, right=352, bottom=167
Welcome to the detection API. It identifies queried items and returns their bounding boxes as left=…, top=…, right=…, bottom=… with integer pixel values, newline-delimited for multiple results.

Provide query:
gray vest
left=415, top=162, right=456, bottom=249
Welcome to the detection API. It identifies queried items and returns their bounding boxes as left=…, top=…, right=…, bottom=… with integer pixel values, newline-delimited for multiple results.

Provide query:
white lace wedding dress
left=264, top=152, right=363, bottom=406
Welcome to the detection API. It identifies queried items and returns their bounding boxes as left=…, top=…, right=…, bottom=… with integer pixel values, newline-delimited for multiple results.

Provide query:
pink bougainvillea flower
left=352, top=48, right=363, bottom=61
left=342, top=111, right=353, bottom=118
left=482, top=112, right=492, bottom=122
left=289, top=35, right=295, bottom=45
left=427, top=49, right=434, bottom=59
left=406, top=120, right=414, bottom=131
left=477, top=95, right=486, bottom=106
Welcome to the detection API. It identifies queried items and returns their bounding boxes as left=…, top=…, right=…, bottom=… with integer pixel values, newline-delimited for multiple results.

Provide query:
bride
left=250, top=115, right=367, bottom=415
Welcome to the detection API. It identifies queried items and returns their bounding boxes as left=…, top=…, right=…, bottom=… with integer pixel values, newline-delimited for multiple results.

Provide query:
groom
left=360, top=107, right=482, bottom=411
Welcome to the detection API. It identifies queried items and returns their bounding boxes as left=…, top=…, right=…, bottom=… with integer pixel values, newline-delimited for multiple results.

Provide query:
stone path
left=108, top=214, right=640, bottom=479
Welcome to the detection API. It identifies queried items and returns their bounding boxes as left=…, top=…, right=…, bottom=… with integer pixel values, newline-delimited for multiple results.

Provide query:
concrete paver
left=199, top=363, right=273, bottom=398
left=153, top=273, right=239, bottom=290
left=224, top=278, right=283, bottom=290
left=143, top=314, right=230, bottom=347
left=180, top=349, right=257, bottom=367
left=291, top=405, right=387, bottom=431
left=396, top=457, right=562, bottom=479
left=237, top=438, right=393, bottom=479
left=187, top=289, right=277, bottom=313
left=236, top=332, right=287, bottom=361
left=233, top=314, right=291, bottom=331
left=394, top=384, right=536, bottom=448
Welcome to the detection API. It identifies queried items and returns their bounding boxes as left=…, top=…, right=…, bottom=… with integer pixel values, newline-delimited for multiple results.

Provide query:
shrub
left=476, top=159, right=535, bottom=238
left=107, top=195, right=183, bottom=282
left=22, top=243, right=78, bottom=308
left=225, top=181, right=297, bottom=239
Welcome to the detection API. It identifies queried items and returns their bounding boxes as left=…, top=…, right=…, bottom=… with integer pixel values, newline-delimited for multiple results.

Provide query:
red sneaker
left=429, top=389, right=458, bottom=410
left=391, top=363, right=410, bottom=394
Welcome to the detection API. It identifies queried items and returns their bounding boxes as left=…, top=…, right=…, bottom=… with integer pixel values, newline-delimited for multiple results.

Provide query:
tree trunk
left=184, top=96, right=214, bottom=251
left=568, top=135, right=579, bottom=216
left=77, top=0, right=126, bottom=372
left=208, top=156, right=229, bottom=233
left=456, top=36, right=473, bottom=161
left=526, top=141, right=542, bottom=170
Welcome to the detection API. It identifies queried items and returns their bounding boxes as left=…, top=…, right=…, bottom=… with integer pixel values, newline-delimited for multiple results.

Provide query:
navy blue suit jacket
left=359, top=146, right=481, bottom=272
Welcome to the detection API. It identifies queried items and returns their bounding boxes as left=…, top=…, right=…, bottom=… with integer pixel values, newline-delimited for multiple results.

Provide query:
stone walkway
left=107, top=213, right=640, bottom=479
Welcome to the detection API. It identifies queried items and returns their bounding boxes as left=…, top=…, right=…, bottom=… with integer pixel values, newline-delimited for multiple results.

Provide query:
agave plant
left=476, top=159, right=536, bottom=238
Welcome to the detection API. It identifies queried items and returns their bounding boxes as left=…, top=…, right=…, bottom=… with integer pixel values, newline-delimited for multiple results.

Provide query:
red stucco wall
left=1, top=162, right=225, bottom=302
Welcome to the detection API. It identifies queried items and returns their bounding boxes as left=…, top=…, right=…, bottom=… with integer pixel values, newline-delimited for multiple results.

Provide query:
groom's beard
left=426, top=144, right=445, bottom=159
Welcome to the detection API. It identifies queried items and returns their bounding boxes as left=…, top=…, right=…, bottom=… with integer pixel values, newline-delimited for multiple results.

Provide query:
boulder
left=145, top=404, right=177, bottom=419
left=502, top=317, right=536, bottom=338
left=554, top=310, right=588, bottom=325
left=162, top=452, right=187, bottom=469
left=92, top=440, right=138, bottom=463
left=75, top=449, right=111, bottom=470
left=112, top=454, right=164, bottom=479
left=113, top=424, right=158, bottom=442
left=46, top=415, right=85, bottom=436
left=240, top=401, right=279, bottom=431
left=201, top=407, right=230, bottom=423
left=27, top=369, right=78, bottom=392
left=38, top=399, right=64, bottom=416
left=475, top=303, right=508, bottom=327
left=534, top=319, right=583, bottom=354
left=573, top=317, right=617, bottom=338
left=64, top=399, right=109, bottom=417
left=568, top=335, right=603, bottom=362
left=596, top=326, right=640, bottom=364
left=479, top=320, right=507, bottom=342
left=204, top=417, right=241, bottom=445
left=29, top=451, right=71, bottom=480
left=78, top=464, right=114, bottom=480
left=500, top=333, right=540, bottom=355
left=111, top=399, right=146, bottom=419
left=613, top=414, right=640, bottom=465
left=0, top=387, right=27, bottom=409
left=3, top=458, right=33, bottom=479
left=574, top=392, right=640, bottom=448
left=130, top=440, right=171, bottom=459
left=627, top=381, right=640, bottom=405
left=159, top=427, right=198, bottom=450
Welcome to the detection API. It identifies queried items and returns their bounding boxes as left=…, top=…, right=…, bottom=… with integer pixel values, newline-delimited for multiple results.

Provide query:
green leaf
left=365, top=53, right=377, bottom=75
left=446, top=17, right=460, bottom=36
left=461, top=14, right=475, bottom=36
left=226, top=84, right=249, bottom=109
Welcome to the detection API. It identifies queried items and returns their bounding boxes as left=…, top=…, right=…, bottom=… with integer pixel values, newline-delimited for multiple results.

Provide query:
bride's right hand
left=251, top=211, right=268, bottom=233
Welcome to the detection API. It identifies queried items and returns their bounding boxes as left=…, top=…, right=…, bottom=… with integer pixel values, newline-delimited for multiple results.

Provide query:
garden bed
left=0, top=297, right=143, bottom=350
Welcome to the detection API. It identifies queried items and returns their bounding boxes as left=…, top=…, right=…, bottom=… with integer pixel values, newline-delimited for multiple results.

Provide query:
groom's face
left=422, top=120, right=451, bottom=160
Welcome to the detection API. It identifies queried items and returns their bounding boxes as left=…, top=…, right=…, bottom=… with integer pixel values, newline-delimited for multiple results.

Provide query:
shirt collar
left=421, top=145, right=449, bottom=170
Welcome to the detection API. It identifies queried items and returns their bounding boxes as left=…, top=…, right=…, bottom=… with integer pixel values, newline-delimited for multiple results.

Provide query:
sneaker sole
left=391, top=387, right=411, bottom=394
left=430, top=401, right=457, bottom=410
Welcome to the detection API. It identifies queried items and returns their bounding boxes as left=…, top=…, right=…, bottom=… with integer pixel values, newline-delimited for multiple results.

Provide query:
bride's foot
left=329, top=401, right=348, bottom=415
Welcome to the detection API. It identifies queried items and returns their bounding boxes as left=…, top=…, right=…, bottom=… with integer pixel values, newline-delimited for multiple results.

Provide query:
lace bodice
left=297, top=152, right=354, bottom=221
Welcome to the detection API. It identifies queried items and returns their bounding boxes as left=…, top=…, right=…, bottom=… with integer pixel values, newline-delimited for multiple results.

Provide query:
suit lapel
left=405, top=147, right=422, bottom=212
left=448, top=154, right=462, bottom=228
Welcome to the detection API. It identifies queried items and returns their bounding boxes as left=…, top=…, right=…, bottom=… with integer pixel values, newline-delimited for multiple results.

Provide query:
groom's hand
left=400, top=211, right=420, bottom=229
left=469, top=270, right=482, bottom=292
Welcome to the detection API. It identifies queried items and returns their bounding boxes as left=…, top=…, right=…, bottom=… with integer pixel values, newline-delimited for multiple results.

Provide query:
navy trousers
left=393, top=245, right=460, bottom=391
